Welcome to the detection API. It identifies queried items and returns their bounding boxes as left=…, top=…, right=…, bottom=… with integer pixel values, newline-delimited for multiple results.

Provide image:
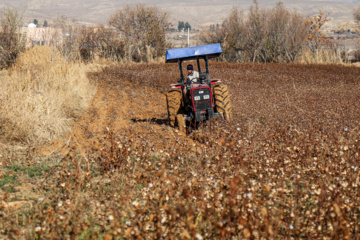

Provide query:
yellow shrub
left=0, top=46, right=96, bottom=144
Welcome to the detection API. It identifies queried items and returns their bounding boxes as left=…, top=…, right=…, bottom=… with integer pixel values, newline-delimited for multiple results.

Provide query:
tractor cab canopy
left=165, top=43, right=223, bottom=63
left=165, top=43, right=223, bottom=84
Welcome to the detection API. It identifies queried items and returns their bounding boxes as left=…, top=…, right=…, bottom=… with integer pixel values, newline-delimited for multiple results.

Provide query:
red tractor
left=165, top=43, right=232, bottom=133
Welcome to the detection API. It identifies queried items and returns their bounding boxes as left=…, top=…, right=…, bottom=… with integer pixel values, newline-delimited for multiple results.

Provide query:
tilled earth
left=2, top=62, right=360, bottom=239
left=40, top=64, right=202, bottom=157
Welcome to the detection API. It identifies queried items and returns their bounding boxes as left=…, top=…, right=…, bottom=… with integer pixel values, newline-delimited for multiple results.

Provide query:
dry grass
left=0, top=46, right=96, bottom=144
left=297, top=48, right=344, bottom=64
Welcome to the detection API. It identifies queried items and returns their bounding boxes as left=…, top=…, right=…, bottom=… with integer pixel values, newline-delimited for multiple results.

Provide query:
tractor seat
left=199, top=72, right=207, bottom=81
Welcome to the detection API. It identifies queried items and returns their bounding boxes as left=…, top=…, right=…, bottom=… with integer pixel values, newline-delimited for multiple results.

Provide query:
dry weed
left=0, top=46, right=96, bottom=144
left=298, top=48, right=344, bottom=64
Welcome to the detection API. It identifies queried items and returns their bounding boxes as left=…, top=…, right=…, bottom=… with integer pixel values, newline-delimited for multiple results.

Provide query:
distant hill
left=0, top=0, right=359, bottom=27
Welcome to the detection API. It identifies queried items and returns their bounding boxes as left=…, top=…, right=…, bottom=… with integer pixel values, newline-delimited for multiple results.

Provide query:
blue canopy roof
left=165, top=43, right=223, bottom=63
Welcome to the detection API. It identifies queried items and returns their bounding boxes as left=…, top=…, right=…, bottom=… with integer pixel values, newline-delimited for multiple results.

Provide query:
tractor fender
left=170, top=83, right=182, bottom=89
left=210, top=79, right=222, bottom=86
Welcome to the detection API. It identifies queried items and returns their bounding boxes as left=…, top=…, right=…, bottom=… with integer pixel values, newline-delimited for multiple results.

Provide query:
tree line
left=201, top=2, right=336, bottom=63
left=1, top=1, right=359, bottom=68
left=32, top=19, right=48, bottom=27
left=178, top=21, right=191, bottom=32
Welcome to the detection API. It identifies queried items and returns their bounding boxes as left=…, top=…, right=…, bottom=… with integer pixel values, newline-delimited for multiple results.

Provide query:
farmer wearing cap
left=186, top=64, right=199, bottom=84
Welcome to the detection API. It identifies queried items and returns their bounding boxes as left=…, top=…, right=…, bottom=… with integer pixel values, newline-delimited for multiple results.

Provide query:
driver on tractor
left=165, top=44, right=232, bottom=131
left=186, top=64, right=199, bottom=84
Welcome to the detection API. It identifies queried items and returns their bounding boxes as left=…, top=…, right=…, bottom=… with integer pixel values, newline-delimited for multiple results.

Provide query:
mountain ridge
left=0, top=0, right=358, bottom=27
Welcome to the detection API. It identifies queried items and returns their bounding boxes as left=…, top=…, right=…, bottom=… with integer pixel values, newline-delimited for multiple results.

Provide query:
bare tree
left=246, top=1, right=268, bottom=62
left=257, top=2, right=308, bottom=62
left=283, top=11, right=309, bottom=62
left=77, top=25, right=126, bottom=62
left=48, top=16, right=127, bottom=62
left=109, top=4, right=170, bottom=62
left=200, top=1, right=308, bottom=63
left=200, top=8, right=248, bottom=62
left=305, top=9, right=331, bottom=55
left=0, top=7, right=24, bottom=69
left=52, top=15, right=81, bottom=61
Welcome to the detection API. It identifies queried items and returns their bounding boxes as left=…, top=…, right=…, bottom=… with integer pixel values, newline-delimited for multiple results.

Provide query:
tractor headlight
left=203, top=95, right=210, bottom=100
left=194, top=96, right=201, bottom=101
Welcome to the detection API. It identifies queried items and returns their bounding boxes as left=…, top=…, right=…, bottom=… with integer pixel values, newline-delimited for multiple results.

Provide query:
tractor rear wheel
left=176, top=114, right=186, bottom=134
left=213, top=84, right=232, bottom=121
left=166, top=90, right=182, bottom=127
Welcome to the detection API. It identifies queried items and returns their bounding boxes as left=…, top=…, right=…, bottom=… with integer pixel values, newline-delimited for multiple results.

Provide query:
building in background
left=25, top=26, right=63, bottom=48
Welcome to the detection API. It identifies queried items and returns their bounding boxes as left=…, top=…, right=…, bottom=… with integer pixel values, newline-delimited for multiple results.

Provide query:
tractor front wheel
left=213, top=84, right=232, bottom=121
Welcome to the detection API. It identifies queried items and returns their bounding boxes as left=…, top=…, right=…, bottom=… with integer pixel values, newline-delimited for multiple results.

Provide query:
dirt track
left=39, top=65, right=197, bottom=157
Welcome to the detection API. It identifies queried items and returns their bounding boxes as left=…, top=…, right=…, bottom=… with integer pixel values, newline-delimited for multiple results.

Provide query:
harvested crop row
left=1, top=62, right=360, bottom=239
